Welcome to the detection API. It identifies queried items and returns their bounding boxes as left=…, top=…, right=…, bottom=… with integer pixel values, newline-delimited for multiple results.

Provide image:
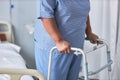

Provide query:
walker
left=47, top=38, right=113, bottom=80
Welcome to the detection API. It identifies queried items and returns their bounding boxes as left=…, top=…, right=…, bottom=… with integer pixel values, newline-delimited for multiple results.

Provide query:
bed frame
left=0, top=69, right=45, bottom=80
left=0, top=21, right=45, bottom=80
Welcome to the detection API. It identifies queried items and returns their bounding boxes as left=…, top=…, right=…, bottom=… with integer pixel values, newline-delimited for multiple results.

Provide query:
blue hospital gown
left=34, top=0, right=90, bottom=80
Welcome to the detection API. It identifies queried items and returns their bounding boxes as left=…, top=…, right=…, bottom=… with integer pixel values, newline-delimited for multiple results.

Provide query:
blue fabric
left=35, top=0, right=90, bottom=79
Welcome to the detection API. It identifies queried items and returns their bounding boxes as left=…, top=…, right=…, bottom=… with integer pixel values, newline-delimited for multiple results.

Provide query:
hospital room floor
left=78, top=78, right=99, bottom=80
left=78, top=76, right=99, bottom=80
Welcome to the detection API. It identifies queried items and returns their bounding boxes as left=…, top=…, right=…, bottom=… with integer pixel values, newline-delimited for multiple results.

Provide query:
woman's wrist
left=86, top=30, right=92, bottom=37
left=54, top=38, right=64, bottom=43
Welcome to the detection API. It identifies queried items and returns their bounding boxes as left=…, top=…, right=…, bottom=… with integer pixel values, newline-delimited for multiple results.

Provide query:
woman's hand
left=86, top=33, right=99, bottom=44
left=55, top=39, right=71, bottom=54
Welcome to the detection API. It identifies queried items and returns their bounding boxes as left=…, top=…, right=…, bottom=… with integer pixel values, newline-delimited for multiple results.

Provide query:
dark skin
left=86, top=16, right=99, bottom=44
left=41, top=15, right=98, bottom=54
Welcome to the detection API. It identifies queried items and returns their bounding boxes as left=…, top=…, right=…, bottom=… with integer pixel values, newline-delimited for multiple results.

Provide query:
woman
left=34, top=0, right=98, bottom=80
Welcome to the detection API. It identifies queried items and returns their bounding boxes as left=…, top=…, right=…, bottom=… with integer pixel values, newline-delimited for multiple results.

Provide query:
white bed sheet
left=0, top=42, right=34, bottom=80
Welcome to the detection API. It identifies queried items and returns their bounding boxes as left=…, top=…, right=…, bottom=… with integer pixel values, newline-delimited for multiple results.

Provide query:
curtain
left=89, top=0, right=119, bottom=80
left=111, top=1, right=120, bottom=79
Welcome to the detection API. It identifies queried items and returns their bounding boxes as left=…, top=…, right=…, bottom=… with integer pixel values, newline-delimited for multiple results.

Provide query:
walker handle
left=85, top=37, right=103, bottom=44
left=85, top=38, right=107, bottom=53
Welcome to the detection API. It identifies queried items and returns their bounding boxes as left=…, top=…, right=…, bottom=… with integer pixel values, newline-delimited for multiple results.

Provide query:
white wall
left=0, top=0, right=36, bottom=68
left=0, top=0, right=10, bottom=20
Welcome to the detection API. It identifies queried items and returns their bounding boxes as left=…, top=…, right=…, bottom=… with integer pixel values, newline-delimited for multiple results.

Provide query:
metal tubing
left=88, top=60, right=113, bottom=76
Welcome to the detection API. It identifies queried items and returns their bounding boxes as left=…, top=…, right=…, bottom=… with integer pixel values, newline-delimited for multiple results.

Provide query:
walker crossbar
left=88, top=60, right=113, bottom=76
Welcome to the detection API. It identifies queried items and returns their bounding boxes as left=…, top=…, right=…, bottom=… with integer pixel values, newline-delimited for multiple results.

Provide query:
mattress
left=0, top=42, right=34, bottom=80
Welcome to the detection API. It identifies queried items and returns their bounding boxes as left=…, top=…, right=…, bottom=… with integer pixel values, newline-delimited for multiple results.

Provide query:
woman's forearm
left=86, top=16, right=92, bottom=36
left=41, top=18, right=71, bottom=53
left=41, top=18, right=63, bottom=43
left=85, top=16, right=99, bottom=44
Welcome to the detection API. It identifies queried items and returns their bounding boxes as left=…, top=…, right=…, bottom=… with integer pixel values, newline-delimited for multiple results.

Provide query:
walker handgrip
left=85, top=37, right=104, bottom=44
left=97, top=39, right=104, bottom=44
left=71, top=47, right=84, bottom=56
left=51, top=47, right=84, bottom=55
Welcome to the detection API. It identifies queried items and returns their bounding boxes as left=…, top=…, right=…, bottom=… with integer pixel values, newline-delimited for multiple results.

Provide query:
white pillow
left=0, top=42, right=21, bottom=53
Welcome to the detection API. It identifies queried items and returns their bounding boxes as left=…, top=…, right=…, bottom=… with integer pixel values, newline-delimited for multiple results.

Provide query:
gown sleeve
left=37, top=0, right=57, bottom=19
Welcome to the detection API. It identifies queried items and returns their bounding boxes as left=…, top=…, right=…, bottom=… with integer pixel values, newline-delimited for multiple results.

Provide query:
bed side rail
left=0, top=68, right=45, bottom=80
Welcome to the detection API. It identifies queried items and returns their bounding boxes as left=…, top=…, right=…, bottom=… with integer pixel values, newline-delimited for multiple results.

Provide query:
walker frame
left=47, top=38, right=113, bottom=80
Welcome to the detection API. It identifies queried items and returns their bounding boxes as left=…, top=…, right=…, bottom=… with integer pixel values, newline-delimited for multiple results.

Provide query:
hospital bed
left=0, top=21, right=45, bottom=80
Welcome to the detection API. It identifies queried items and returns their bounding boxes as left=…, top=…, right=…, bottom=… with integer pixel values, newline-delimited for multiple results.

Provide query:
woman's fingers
left=59, top=47, right=71, bottom=54
left=56, top=40, right=71, bottom=54
left=87, top=33, right=99, bottom=44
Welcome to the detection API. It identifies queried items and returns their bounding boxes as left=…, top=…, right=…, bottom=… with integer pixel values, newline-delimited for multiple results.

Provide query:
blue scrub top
left=35, top=0, right=90, bottom=50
